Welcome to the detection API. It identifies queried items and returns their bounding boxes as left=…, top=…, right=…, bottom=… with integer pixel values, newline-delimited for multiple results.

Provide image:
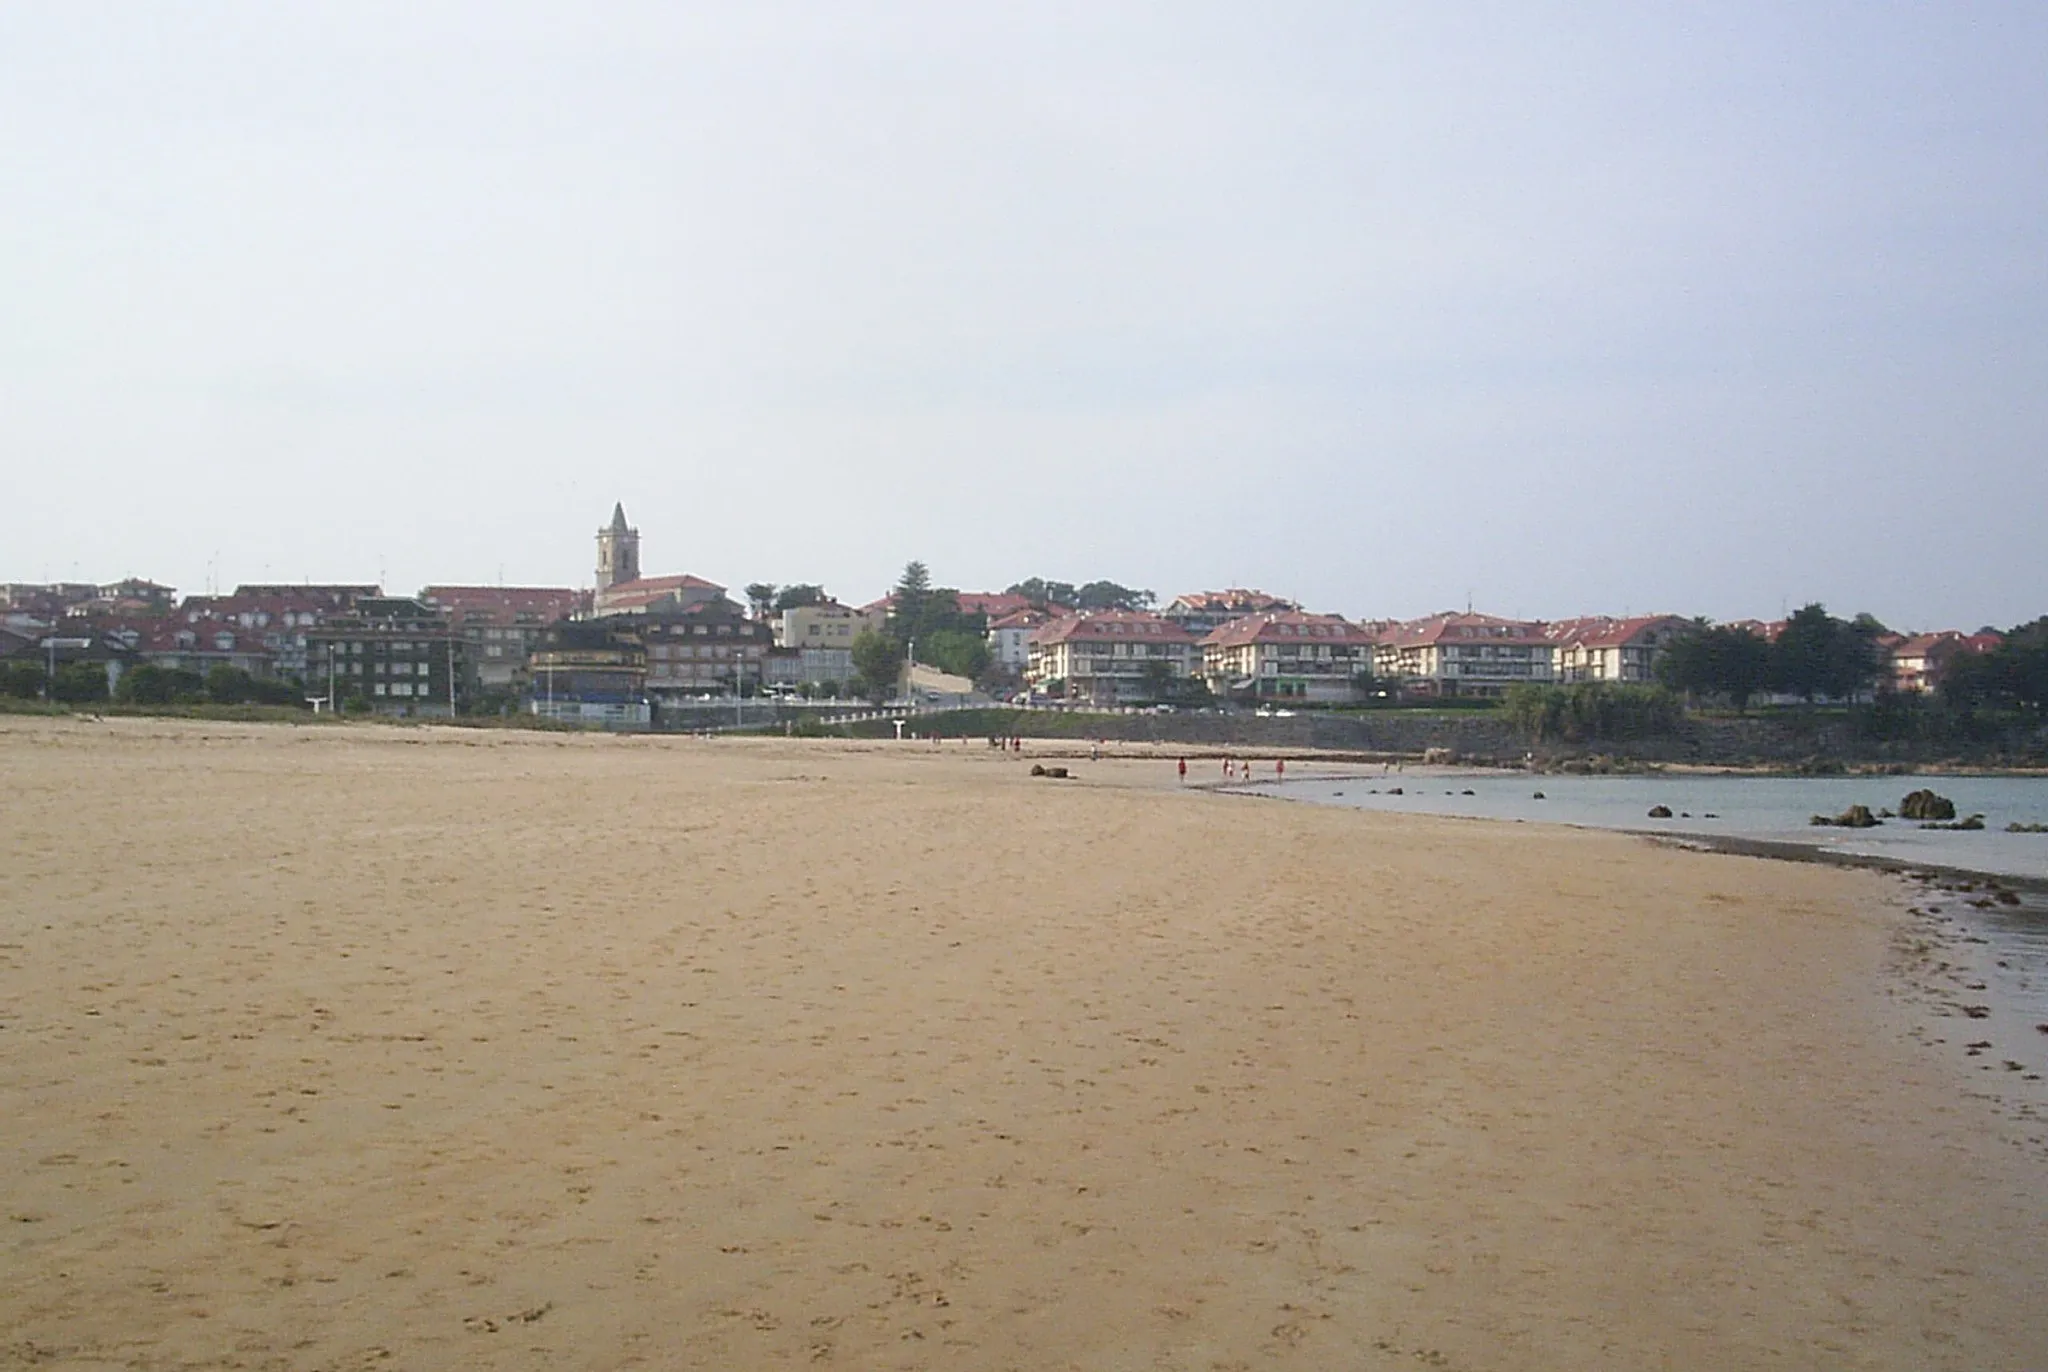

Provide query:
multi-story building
left=763, top=645, right=856, bottom=692
left=1548, top=615, right=1691, bottom=684
left=954, top=591, right=1036, bottom=621
left=1162, top=589, right=1301, bottom=638
left=1, top=583, right=103, bottom=617
left=987, top=607, right=1062, bottom=673
left=640, top=599, right=774, bottom=701
left=1886, top=630, right=2003, bottom=694
left=172, top=585, right=373, bottom=679
left=304, top=597, right=467, bottom=715
left=94, top=579, right=177, bottom=613
left=1376, top=612, right=1555, bottom=698
left=1025, top=611, right=1197, bottom=704
left=529, top=619, right=648, bottom=726
left=421, top=585, right=587, bottom=690
left=1199, top=612, right=1379, bottom=703
left=775, top=600, right=865, bottom=652
left=137, top=619, right=277, bottom=679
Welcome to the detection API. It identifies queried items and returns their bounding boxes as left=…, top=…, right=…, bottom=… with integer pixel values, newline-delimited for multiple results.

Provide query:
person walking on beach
left=1177, top=757, right=1187, bottom=783
left=1276, top=758, right=1285, bottom=780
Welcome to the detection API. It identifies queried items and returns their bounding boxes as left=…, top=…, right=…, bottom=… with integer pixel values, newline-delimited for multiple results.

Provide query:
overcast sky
left=4, top=3, right=2043, bottom=628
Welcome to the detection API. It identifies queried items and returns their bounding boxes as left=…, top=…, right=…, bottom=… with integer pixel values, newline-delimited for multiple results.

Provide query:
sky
left=4, top=3, right=2044, bottom=629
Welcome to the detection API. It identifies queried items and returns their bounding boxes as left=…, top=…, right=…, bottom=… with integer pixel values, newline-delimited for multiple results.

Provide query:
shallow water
left=1266, top=771, right=2048, bottom=880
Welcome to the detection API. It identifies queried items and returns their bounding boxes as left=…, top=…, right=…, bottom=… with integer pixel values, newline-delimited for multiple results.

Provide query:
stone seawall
left=1002, top=711, right=2048, bottom=768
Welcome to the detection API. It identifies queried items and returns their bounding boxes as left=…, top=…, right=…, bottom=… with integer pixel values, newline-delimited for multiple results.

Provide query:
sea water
left=1266, top=771, right=2048, bottom=881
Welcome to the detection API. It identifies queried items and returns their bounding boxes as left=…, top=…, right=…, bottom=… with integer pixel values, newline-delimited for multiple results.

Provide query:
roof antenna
left=1465, top=590, right=1473, bottom=614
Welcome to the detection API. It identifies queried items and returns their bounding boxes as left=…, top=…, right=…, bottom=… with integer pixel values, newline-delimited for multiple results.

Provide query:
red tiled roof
left=137, top=617, right=274, bottom=657
left=989, top=608, right=1059, bottom=631
left=1167, top=588, right=1300, bottom=615
left=1379, top=612, right=1550, bottom=649
left=1547, top=614, right=1690, bottom=649
left=423, top=586, right=586, bottom=626
left=598, top=575, right=726, bottom=611
left=176, top=592, right=344, bottom=628
left=1891, top=630, right=2002, bottom=660
left=607, top=574, right=723, bottom=595
left=1028, top=610, right=1196, bottom=647
left=1199, top=611, right=1377, bottom=649
left=954, top=592, right=1034, bottom=619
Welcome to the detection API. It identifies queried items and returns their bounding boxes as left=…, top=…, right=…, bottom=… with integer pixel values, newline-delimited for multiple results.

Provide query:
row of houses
left=3, top=504, right=2006, bottom=714
left=1019, top=609, right=1697, bottom=705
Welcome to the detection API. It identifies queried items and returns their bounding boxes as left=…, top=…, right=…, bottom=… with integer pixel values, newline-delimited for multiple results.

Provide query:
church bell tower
left=596, top=502, right=640, bottom=591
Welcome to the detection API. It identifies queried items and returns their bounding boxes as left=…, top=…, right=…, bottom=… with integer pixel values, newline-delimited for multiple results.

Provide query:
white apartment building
left=1025, top=611, right=1197, bottom=704
left=1375, top=612, right=1555, bottom=698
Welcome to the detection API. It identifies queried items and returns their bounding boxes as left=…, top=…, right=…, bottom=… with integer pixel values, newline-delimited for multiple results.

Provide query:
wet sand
left=3, top=717, right=2045, bottom=1370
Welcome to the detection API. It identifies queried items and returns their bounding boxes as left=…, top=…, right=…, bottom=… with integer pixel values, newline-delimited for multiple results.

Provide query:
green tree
left=1710, top=626, right=1773, bottom=712
left=1504, top=682, right=1681, bottom=743
left=116, top=664, right=205, bottom=705
left=1005, top=578, right=1080, bottom=609
left=744, top=583, right=778, bottom=620
left=1939, top=648, right=2003, bottom=714
left=1657, top=621, right=1770, bottom=711
left=920, top=628, right=991, bottom=682
left=773, top=584, right=828, bottom=612
left=1999, top=617, right=2048, bottom=714
left=1075, top=580, right=1155, bottom=611
left=891, top=562, right=934, bottom=638
left=1770, top=604, right=1877, bottom=703
left=850, top=629, right=902, bottom=702
left=51, top=661, right=109, bottom=704
left=205, top=664, right=254, bottom=704
left=0, top=661, right=48, bottom=699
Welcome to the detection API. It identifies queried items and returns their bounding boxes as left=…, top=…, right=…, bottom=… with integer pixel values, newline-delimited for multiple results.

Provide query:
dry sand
left=3, top=716, right=2044, bottom=1370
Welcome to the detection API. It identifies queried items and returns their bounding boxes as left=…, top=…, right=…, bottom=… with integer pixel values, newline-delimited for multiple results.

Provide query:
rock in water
left=1648, top=805, right=1673, bottom=819
left=1811, top=804, right=1880, bottom=828
left=1900, top=789, right=1956, bottom=821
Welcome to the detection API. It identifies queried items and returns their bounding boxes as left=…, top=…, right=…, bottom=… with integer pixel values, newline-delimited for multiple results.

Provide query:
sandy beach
left=3, top=717, right=2045, bottom=1370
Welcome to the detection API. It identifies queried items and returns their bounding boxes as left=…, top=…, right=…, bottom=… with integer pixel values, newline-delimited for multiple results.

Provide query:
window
left=373, top=683, right=387, bottom=696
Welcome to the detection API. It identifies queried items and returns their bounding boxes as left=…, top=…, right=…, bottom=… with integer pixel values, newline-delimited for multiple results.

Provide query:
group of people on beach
left=1175, top=757, right=1285, bottom=783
